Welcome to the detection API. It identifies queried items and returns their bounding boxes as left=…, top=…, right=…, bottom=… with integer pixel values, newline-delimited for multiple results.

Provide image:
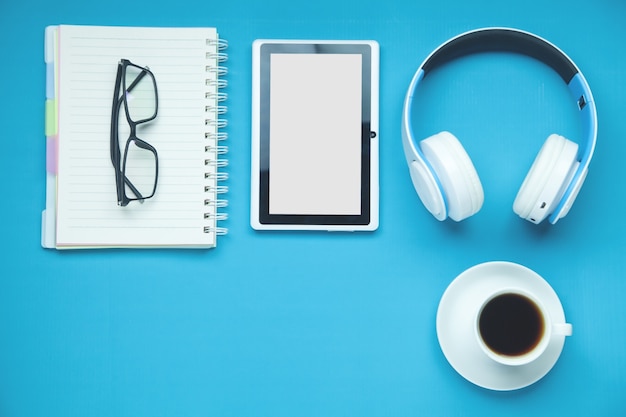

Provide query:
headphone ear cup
left=513, top=134, right=579, bottom=224
left=420, top=131, right=484, bottom=221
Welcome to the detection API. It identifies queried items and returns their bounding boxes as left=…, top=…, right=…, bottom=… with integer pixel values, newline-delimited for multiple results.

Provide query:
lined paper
left=55, top=25, right=221, bottom=247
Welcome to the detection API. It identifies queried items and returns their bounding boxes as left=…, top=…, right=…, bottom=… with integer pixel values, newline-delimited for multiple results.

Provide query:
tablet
left=251, top=40, right=379, bottom=231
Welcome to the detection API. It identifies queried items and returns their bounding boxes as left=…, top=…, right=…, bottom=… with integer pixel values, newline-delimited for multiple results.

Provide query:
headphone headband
left=402, top=27, right=597, bottom=224
left=420, top=28, right=578, bottom=83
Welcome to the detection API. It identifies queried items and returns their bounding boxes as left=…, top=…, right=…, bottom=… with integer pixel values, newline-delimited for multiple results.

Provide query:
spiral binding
left=204, top=37, right=229, bottom=237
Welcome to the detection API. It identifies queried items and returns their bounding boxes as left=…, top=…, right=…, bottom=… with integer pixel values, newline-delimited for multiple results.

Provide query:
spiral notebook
left=41, top=25, right=229, bottom=249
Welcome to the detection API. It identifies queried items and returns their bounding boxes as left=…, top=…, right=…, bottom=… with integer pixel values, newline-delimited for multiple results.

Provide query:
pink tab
left=46, top=136, right=58, bottom=174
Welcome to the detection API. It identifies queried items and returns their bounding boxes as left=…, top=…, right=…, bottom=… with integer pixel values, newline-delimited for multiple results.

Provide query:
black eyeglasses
left=110, top=59, right=159, bottom=206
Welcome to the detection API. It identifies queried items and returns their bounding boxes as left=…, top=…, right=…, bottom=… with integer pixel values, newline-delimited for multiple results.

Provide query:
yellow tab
left=45, top=99, right=57, bottom=136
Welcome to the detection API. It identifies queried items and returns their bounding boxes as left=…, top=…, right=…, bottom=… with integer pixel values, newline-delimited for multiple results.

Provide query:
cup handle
left=553, top=322, right=573, bottom=336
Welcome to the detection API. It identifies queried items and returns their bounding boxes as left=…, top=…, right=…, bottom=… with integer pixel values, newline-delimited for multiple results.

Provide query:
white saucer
left=436, top=261, right=570, bottom=391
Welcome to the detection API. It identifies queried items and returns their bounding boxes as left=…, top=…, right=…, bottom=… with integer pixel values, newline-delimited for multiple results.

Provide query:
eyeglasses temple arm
left=110, top=62, right=146, bottom=205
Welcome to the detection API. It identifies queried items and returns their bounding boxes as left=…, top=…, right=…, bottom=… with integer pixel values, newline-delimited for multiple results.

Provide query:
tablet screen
left=252, top=41, right=379, bottom=230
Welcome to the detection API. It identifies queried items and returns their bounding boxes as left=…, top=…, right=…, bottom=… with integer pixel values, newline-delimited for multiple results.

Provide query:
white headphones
left=401, top=28, right=597, bottom=224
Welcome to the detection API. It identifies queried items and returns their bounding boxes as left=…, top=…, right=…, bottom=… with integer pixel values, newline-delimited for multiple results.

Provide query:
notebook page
left=55, top=25, right=219, bottom=248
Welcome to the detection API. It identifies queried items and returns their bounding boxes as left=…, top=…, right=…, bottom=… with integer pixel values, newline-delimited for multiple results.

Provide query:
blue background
left=1, top=0, right=625, bottom=416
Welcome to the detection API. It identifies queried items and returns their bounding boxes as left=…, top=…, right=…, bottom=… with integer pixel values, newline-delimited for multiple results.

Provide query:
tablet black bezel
left=256, top=42, right=374, bottom=227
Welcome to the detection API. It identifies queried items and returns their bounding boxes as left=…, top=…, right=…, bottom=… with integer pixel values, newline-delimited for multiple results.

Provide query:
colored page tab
left=45, top=99, right=57, bottom=136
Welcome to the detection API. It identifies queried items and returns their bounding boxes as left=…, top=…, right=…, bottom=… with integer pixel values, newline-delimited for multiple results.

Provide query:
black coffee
left=478, top=293, right=544, bottom=357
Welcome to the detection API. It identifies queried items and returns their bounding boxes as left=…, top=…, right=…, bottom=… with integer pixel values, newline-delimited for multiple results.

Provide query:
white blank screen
left=268, top=53, right=362, bottom=215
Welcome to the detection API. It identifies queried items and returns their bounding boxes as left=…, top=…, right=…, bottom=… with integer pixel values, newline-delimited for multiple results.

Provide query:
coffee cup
left=475, top=288, right=572, bottom=367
